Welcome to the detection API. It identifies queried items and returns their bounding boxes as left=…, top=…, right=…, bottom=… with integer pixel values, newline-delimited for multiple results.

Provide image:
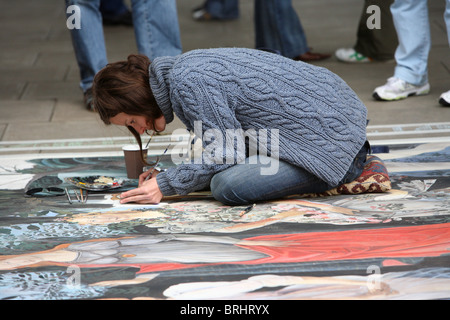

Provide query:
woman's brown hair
left=93, top=54, right=162, bottom=165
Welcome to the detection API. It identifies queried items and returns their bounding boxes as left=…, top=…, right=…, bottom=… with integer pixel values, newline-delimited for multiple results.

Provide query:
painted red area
left=137, top=223, right=449, bottom=273
left=382, top=259, right=411, bottom=267
left=244, top=223, right=449, bottom=264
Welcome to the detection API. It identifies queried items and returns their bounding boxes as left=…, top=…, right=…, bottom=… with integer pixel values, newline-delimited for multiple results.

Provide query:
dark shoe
left=102, top=10, right=133, bottom=26
left=83, top=88, right=95, bottom=112
left=294, top=51, right=331, bottom=62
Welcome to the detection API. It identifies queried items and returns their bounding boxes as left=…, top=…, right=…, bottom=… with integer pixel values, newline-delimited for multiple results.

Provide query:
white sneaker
left=192, top=8, right=212, bottom=20
left=335, top=48, right=372, bottom=63
left=373, top=77, right=430, bottom=101
left=439, top=90, right=450, bottom=106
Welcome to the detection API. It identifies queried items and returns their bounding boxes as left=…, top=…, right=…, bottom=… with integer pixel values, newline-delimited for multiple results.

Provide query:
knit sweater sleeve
left=156, top=70, right=242, bottom=196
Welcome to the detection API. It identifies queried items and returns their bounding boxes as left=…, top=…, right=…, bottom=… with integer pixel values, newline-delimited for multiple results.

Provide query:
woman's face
left=110, top=113, right=166, bottom=134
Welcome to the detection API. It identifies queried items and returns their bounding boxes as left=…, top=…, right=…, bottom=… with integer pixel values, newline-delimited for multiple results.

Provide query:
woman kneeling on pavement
left=93, top=48, right=372, bottom=205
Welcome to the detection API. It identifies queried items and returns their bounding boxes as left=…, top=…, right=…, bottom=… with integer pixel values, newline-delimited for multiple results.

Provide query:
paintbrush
left=74, top=190, right=80, bottom=202
left=239, top=203, right=255, bottom=217
left=145, top=131, right=155, bottom=149
left=144, top=144, right=171, bottom=181
left=64, top=188, right=73, bottom=204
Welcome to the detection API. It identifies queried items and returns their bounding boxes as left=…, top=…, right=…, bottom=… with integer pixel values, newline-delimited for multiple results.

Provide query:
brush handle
left=144, top=144, right=171, bottom=181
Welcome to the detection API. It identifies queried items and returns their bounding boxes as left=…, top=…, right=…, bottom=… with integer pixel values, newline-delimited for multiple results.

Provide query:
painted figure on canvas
left=1, top=223, right=448, bottom=273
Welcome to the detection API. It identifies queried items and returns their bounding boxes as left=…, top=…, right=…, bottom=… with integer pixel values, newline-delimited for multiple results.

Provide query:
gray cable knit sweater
left=149, top=48, right=367, bottom=196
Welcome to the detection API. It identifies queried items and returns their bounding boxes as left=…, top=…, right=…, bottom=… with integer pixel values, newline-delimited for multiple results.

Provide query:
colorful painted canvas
left=0, top=140, right=449, bottom=301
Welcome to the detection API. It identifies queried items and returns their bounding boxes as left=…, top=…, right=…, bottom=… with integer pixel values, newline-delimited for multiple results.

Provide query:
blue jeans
left=391, top=0, right=450, bottom=86
left=205, top=0, right=239, bottom=20
left=211, top=142, right=370, bottom=205
left=66, top=0, right=182, bottom=93
left=254, top=0, right=308, bottom=58
left=100, top=0, right=129, bottom=17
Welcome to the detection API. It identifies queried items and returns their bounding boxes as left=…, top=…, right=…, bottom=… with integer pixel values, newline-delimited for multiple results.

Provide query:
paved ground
left=1, top=0, right=450, bottom=154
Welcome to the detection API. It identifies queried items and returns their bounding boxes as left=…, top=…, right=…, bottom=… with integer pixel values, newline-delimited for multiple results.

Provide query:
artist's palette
left=65, top=176, right=127, bottom=191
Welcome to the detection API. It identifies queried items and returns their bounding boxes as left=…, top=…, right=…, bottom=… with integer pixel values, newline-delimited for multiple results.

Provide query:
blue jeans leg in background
left=254, top=0, right=308, bottom=59
left=131, top=0, right=182, bottom=60
left=66, top=0, right=182, bottom=93
left=445, top=0, right=450, bottom=45
left=66, top=0, right=107, bottom=93
left=205, top=0, right=240, bottom=20
left=391, top=0, right=431, bottom=86
left=100, top=0, right=129, bottom=17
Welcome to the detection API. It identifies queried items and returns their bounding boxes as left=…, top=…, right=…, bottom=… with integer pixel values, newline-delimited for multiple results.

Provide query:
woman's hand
left=119, top=175, right=163, bottom=204
left=138, top=167, right=159, bottom=186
